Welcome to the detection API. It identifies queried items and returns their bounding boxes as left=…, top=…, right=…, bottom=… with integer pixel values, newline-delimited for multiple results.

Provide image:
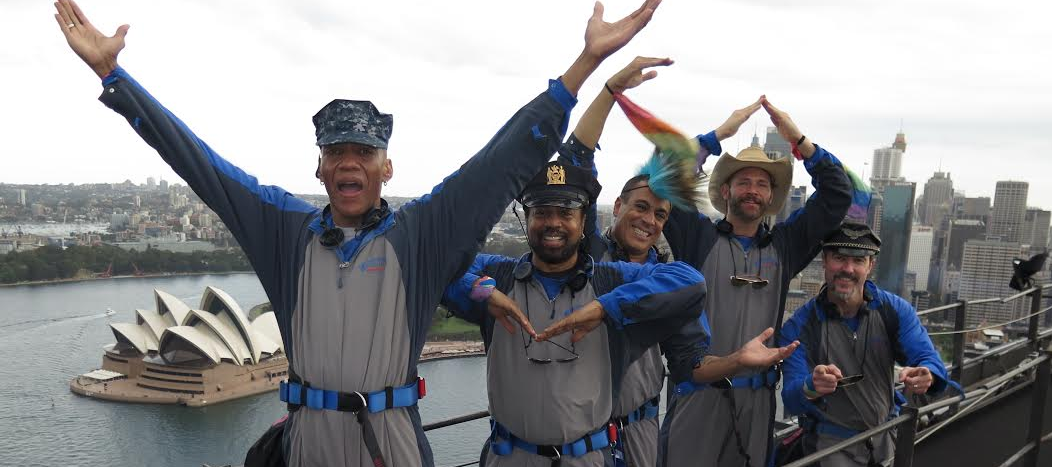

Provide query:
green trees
left=0, top=245, right=251, bottom=284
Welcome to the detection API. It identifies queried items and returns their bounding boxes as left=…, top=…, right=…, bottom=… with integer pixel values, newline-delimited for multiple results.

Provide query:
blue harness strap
left=674, top=367, right=781, bottom=396
left=490, top=419, right=614, bottom=459
left=614, top=396, right=660, bottom=426
left=279, top=377, right=424, bottom=414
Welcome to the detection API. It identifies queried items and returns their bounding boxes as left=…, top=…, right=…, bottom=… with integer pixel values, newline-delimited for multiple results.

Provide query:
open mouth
left=631, top=226, right=654, bottom=241
left=335, top=180, right=364, bottom=196
left=541, top=232, right=567, bottom=248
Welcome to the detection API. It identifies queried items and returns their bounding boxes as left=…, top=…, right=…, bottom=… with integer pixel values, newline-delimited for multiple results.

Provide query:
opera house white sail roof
left=109, top=286, right=283, bottom=367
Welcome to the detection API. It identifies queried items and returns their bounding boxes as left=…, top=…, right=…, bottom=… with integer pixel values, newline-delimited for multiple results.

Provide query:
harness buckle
left=536, top=445, right=561, bottom=460
left=712, top=377, right=733, bottom=390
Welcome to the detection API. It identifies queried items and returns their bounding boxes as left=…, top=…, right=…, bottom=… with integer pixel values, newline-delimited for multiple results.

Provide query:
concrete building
left=777, top=185, right=808, bottom=224
left=763, top=126, right=792, bottom=160
left=959, top=239, right=1026, bottom=327
left=919, top=171, right=954, bottom=227
left=988, top=181, right=1028, bottom=242
left=1023, top=208, right=1050, bottom=251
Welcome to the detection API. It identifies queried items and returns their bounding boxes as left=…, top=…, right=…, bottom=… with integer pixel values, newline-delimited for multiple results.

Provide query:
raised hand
left=761, top=96, right=816, bottom=158
left=899, top=366, right=934, bottom=395
left=487, top=290, right=536, bottom=338
left=715, top=96, right=764, bottom=141
left=606, top=56, right=674, bottom=94
left=54, top=0, right=128, bottom=78
left=584, top=0, right=662, bottom=60
left=536, top=300, right=605, bottom=343
left=734, top=327, right=799, bottom=367
left=812, top=364, right=843, bottom=396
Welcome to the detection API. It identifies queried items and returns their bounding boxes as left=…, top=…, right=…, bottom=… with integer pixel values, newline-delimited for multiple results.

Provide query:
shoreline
left=0, top=270, right=255, bottom=288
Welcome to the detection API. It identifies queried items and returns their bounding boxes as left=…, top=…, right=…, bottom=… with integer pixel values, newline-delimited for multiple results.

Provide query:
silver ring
left=67, top=23, right=75, bottom=29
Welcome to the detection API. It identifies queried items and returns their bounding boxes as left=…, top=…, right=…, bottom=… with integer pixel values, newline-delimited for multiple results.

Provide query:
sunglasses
left=838, top=374, right=865, bottom=387
left=730, top=275, right=769, bottom=288
left=522, top=338, right=579, bottom=364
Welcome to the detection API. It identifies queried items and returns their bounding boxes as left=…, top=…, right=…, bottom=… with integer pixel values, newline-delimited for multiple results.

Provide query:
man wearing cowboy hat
left=778, top=221, right=949, bottom=466
left=658, top=98, right=853, bottom=467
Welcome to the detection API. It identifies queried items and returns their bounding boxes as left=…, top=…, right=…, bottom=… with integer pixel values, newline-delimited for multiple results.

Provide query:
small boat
left=105, top=308, right=116, bottom=316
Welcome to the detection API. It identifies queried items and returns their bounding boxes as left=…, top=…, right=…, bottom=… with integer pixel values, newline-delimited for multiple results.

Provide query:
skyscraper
left=907, top=225, right=934, bottom=291
left=959, top=239, right=1027, bottom=327
left=874, top=182, right=916, bottom=297
left=919, top=171, right=954, bottom=227
left=988, top=181, right=1028, bottom=242
left=870, top=132, right=907, bottom=191
left=777, top=185, right=808, bottom=224
left=763, top=126, right=792, bottom=160
left=944, top=220, right=987, bottom=270
left=1023, top=208, right=1051, bottom=251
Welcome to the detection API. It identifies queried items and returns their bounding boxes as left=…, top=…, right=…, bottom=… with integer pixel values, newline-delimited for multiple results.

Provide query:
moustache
left=834, top=272, right=859, bottom=283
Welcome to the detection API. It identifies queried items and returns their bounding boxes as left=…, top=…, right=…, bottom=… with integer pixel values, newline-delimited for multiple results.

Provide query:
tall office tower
left=919, top=172, right=954, bottom=227
left=944, top=220, right=987, bottom=270
left=988, top=181, right=1029, bottom=242
left=874, top=182, right=916, bottom=297
left=147, top=176, right=156, bottom=188
left=764, top=126, right=792, bottom=160
left=868, top=192, right=885, bottom=236
left=16, top=189, right=26, bottom=206
left=959, top=239, right=1027, bottom=327
left=1023, top=208, right=1051, bottom=251
left=777, top=185, right=808, bottom=224
left=907, top=225, right=934, bottom=291
left=870, top=132, right=907, bottom=191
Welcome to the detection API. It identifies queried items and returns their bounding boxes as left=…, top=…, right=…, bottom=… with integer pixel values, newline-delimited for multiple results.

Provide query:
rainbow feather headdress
left=613, top=93, right=708, bottom=211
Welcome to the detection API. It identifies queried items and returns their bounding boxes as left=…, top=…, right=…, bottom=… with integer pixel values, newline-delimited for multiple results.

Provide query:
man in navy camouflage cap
left=53, top=0, right=665, bottom=465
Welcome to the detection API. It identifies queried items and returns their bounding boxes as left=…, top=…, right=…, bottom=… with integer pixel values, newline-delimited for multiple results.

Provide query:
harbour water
left=0, top=274, right=490, bottom=467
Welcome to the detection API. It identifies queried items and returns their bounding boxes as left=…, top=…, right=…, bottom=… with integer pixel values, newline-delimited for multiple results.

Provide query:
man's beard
left=530, top=228, right=581, bottom=265
left=729, top=194, right=769, bottom=221
left=830, top=272, right=860, bottom=302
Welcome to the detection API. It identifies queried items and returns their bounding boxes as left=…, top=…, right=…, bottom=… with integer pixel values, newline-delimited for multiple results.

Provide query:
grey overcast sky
left=2, top=0, right=1050, bottom=206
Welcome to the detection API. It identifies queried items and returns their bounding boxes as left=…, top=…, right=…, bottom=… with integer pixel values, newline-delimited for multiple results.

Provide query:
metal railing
left=420, top=285, right=1052, bottom=467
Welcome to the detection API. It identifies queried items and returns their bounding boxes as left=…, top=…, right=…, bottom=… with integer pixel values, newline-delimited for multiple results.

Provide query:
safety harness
left=674, top=366, right=781, bottom=467
left=609, top=396, right=660, bottom=466
left=279, top=369, right=426, bottom=467
left=490, top=419, right=618, bottom=467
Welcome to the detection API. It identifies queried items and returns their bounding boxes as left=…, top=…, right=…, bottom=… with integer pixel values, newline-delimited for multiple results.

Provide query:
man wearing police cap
left=440, top=160, right=707, bottom=466
left=52, top=0, right=666, bottom=465
left=779, top=221, right=951, bottom=466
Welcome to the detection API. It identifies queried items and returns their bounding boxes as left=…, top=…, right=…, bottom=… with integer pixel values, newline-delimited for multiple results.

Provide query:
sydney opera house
left=70, top=286, right=287, bottom=406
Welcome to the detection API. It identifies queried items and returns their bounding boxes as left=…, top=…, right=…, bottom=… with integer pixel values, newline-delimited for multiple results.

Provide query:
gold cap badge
left=546, top=165, right=566, bottom=185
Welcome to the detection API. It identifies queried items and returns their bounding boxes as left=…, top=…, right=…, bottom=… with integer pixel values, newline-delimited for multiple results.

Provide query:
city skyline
left=1, top=0, right=1049, bottom=205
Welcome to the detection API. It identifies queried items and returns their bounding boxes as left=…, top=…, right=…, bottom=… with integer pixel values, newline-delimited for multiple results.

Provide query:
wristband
left=803, top=374, right=822, bottom=400
left=604, top=82, right=617, bottom=95
left=790, top=135, right=807, bottom=160
left=469, top=276, right=496, bottom=302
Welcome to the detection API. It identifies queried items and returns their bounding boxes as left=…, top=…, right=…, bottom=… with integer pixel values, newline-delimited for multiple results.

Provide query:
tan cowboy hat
left=708, top=145, right=793, bottom=215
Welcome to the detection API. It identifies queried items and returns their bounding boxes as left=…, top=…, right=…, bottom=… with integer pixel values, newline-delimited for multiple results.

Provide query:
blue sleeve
left=780, top=305, right=823, bottom=416
left=556, top=135, right=607, bottom=258
left=891, top=295, right=950, bottom=394
left=597, top=261, right=705, bottom=329
left=97, top=67, right=317, bottom=336
left=696, top=130, right=722, bottom=158
left=439, top=254, right=509, bottom=326
left=774, top=145, right=853, bottom=277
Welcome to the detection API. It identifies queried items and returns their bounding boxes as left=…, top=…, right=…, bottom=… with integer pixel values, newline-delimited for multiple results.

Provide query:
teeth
left=632, top=227, right=651, bottom=238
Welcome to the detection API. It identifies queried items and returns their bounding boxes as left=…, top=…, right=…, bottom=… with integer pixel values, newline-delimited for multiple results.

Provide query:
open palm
left=583, top=0, right=661, bottom=60
left=54, top=0, right=128, bottom=78
left=738, top=327, right=799, bottom=367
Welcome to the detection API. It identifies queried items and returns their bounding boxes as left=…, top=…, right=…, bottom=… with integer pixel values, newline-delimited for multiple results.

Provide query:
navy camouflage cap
left=517, top=161, right=602, bottom=210
left=823, top=221, right=882, bottom=257
left=312, top=99, right=393, bottom=149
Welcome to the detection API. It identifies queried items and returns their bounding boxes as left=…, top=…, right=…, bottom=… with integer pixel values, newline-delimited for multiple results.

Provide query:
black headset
left=513, top=253, right=593, bottom=293
left=317, top=204, right=389, bottom=249
left=715, top=218, right=774, bottom=249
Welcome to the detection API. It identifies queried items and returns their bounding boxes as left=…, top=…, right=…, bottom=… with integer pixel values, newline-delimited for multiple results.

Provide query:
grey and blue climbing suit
left=658, top=133, right=853, bottom=467
left=97, top=66, right=578, bottom=467
left=443, top=253, right=707, bottom=467
left=779, top=281, right=950, bottom=466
